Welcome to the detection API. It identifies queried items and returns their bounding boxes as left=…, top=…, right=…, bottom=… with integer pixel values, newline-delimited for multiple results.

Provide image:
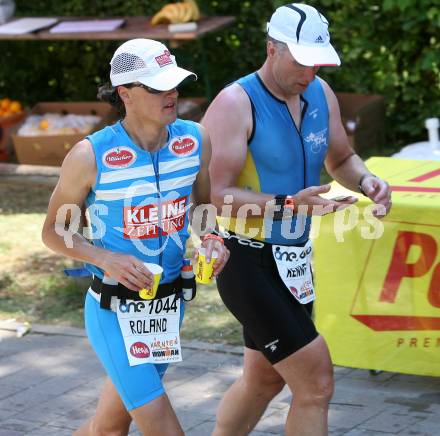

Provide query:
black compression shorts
left=216, top=234, right=319, bottom=364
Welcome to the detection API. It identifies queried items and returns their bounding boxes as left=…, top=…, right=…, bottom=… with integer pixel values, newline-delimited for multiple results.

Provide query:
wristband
left=202, top=233, right=224, bottom=245
left=274, top=194, right=295, bottom=220
left=358, top=174, right=376, bottom=196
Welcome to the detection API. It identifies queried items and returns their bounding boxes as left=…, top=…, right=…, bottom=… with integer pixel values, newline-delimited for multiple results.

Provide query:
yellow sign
left=313, top=157, right=440, bottom=376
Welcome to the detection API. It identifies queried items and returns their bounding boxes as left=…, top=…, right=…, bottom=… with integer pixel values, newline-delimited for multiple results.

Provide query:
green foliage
left=0, top=0, right=439, bottom=148
left=316, top=0, right=440, bottom=147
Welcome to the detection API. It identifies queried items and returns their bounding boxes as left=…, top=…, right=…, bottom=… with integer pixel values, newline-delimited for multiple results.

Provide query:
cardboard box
left=12, top=102, right=117, bottom=167
left=0, top=111, right=26, bottom=161
left=336, top=93, right=385, bottom=151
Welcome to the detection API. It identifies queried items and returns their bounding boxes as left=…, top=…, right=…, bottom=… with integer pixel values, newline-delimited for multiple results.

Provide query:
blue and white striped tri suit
left=84, top=119, right=201, bottom=410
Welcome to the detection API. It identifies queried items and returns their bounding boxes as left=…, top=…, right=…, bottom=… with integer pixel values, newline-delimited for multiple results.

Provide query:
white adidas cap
left=267, top=3, right=341, bottom=67
left=110, top=38, right=197, bottom=90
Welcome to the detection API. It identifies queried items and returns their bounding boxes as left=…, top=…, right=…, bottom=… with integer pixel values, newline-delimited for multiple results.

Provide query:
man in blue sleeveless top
left=203, top=4, right=392, bottom=435
left=42, top=39, right=229, bottom=436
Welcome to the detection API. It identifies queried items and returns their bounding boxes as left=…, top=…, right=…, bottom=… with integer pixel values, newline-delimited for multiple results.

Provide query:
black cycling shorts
left=216, top=234, right=319, bottom=364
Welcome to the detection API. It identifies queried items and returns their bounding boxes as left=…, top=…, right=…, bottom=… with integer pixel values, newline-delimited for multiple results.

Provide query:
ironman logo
left=103, top=146, right=137, bottom=169
left=169, top=135, right=198, bottom=157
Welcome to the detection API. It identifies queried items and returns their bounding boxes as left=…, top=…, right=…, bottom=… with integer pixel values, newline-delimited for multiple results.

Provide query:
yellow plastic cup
left=195, top=248, right=218, bottom=284
left=139, top=263, right=163, bottom=300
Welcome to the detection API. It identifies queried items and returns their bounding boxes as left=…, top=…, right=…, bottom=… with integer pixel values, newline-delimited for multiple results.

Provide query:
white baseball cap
left=267, top=3, right=341, bottom=67
left=110, top=38, right=197, bottom=90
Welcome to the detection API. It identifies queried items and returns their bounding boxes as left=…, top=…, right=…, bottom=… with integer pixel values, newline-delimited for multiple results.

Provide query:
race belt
left=91, top=275, right=182, bottom=310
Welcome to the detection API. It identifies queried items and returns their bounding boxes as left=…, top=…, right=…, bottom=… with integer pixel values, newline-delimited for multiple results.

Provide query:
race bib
left=116, top=295, right=182, bottom=366
left=272, top=240, right=315, bottom=304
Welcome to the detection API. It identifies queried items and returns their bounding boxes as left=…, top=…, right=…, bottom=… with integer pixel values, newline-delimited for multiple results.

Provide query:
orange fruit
left=0, top=98, right=11, bottom=111
left=39, top=119, right=50, bottom=130
left=9, top=101, right=22, bottom=113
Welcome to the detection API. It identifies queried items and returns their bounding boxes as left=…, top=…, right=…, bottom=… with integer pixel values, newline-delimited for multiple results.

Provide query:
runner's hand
left=293, top=184, right=358, bottom=216
left=99, top=253, right=154, bottom=292
left=360, top=175, right=392, bottom=217
left=196, top=238, right=230, bottom=278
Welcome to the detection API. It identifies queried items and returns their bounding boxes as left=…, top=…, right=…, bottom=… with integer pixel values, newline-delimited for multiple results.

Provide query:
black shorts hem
left=217, top=236, right=319, bottom=366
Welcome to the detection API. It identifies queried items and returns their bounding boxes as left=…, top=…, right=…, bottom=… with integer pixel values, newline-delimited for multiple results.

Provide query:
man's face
left=271, top=44, right=320, bottom=95
left=123, top=85, right=179, bottom=125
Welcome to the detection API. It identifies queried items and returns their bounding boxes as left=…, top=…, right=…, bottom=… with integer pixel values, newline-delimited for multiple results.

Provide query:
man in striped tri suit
left=42, top=38, right=229, bottom=436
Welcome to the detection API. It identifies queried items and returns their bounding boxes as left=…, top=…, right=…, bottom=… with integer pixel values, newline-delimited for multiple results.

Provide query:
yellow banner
left=313, top=157, right=440, bottom=376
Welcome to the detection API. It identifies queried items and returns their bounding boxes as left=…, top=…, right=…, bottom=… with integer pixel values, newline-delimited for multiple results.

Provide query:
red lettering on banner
left=123, top=197, right=187, bottom=239
left=428, top=263, right=440, bottom=308
left=379, top=231, right=437, bottom=303
left=351, top=230, right=440, bottom=331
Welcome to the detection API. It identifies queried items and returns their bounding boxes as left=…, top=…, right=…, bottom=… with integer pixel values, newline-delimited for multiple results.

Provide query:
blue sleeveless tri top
left=219, top=72, right=329, bottom=245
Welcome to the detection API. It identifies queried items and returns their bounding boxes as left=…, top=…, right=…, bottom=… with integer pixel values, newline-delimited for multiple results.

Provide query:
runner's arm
left=41, top=140, right=152, bottom=291
left=202, top=84, right=274, bottom=216
left=321, top=78, right=391, bottom=215
left=203, top=84, right=356, bottom=217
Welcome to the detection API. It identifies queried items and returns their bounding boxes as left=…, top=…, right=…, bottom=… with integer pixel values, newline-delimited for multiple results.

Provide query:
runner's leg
left=213, top=347, right=285, bottom=436
left=274, top=335, right=334, bottom=436
left=82, top=293, right=184, bottom=434
left=129, top=393, right=184, bottom=436
left=73, top=378, right=131, bottom=436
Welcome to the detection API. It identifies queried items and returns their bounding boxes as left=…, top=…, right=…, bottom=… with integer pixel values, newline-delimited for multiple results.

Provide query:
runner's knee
left=90, top=417, right=130, bottom=436
left=295, top=372, right=334, bottom=407
left=242, top=371, right=285, bottom=399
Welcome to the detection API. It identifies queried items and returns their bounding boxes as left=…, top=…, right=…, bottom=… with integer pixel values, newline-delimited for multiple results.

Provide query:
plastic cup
left=139, top=263, right=163, bottom=300
left=195, top=247, right=218, bottom=284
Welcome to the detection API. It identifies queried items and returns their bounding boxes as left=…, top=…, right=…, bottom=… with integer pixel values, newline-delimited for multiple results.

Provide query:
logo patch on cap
left=169, top=135, right=198, bottom=157
left=103, top=146, right=137, bottom=169
left=155, top=50, right=173, bottom=67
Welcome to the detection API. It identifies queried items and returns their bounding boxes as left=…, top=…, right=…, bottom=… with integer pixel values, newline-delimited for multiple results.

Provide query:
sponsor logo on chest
left=169, top=135, right=198, bottom=157
left=102, top=146, right=137, bottom=169
left=123, top=196, right=188, bottom=239
left=304, top=128, right=328, bottom=153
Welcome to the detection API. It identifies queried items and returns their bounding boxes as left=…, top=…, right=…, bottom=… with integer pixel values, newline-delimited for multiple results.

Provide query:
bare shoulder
left=202, top=83, right=252, bottom=138
left=205, top=83, right=250, bottom=116
left=193, top=122, right=210, bottom=149
left=193, top=121, right=206, bottom=136
left=60, top=139, right=96, bottom=189
left=193, top=122, right=211, bottom=158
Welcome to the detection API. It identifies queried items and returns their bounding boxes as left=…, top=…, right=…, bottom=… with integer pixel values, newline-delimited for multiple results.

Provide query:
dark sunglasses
left=127, top=83, right=175, bottom=94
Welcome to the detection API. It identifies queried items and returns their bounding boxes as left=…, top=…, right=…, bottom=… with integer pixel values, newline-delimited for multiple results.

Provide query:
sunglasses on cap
left=126, top=83, right=176, bottom=94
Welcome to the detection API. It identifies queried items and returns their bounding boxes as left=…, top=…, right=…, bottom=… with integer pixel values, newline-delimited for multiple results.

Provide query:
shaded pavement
left=0, top=321, right=439, bottom=435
